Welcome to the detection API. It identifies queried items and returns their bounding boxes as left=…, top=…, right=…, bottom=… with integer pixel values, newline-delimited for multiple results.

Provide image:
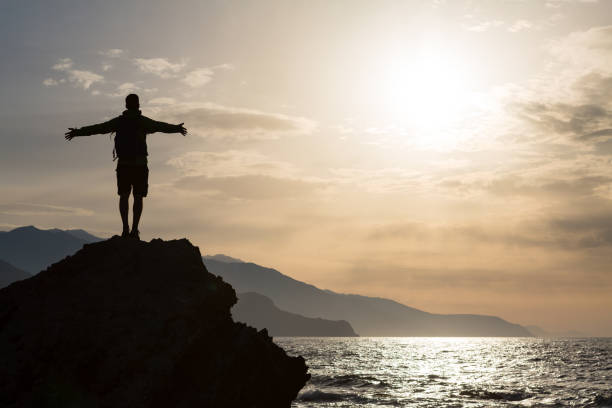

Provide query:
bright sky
left=1, top=0, right=612, bottom=335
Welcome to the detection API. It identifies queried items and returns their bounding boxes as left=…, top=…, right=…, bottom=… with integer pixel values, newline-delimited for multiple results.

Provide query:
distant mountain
left=203, top=254, right=244, bottom=263
left=0, top=226, right=532, bottom=336
left=204, top=259, right=532, bottom=337
left=56, top=228, right=104, bottom=243
left=0, top=226, right=102, bottom=274
left=233, top=292, right=358, bottom=337
left=526, top=325, right=588, bottom=337
left=0, top=259, right=31, bottom=289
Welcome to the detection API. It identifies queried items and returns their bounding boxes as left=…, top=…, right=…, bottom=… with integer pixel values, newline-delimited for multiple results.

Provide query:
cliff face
left=0, top=237, right=309, bottom=408
left=233, top=292, right=358, bottom=337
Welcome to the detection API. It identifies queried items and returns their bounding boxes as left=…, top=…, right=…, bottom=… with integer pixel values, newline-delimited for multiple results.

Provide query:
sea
left=275, top=337, right=612, bottom=408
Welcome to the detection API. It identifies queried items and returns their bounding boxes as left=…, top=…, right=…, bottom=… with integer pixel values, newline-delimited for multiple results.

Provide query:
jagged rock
left=0, top=237, right=309, bottom=408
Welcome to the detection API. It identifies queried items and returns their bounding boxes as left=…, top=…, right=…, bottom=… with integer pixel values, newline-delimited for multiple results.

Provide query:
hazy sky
left=1, top=0, right=611, bottom=335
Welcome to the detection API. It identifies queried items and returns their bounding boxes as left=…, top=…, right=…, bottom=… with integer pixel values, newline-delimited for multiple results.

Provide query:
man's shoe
left=130, top=230, right=140, bottom=240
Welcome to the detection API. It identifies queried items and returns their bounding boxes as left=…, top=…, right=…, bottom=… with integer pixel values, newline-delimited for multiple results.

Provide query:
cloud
left=181, top=64, right=235, bottom=88
left=68, top=70, right=104, bottom=90
left=329, top=167, right=424, bottom=193
left=99, top=48, right=124, bottom=58
left=182, top=68, right=214, bottom=87
left=117, top=82, right=138, bottom=92
left=167, top=150, right=325, bottom=199
left=173, top=174, right=324, bottom=200
left=0, top=203, right=94, bottom=217
left=463, top=19, right=504, bottom=32
left=212, top=63, right=235, bottom=70
left=167, top=150, right=323, bottom=199
left=364, top=202, right=612, bottom=250
left=546, top=0, right=599, bottom=7
left=502, top=28, right=612, bottom=149
left=42, top=78, right=59, bottom=86
left=547, top=25, right=612, bottom=72
left=150, top=102, right=316, bottom=139
left=49, top=58, right=104, bottom=90
left=148, top=97, right=176, bottom=105
left=514, top=101, right=612, bottom=141
left=106, top=82, right=140, bottom=97
left=133, top=57, right=186, bottom=78
left=52, top=58, right=73, bottom=71
left=167, top=150, right=298, bottom=178
left=508, top=19, right=534, bottom=33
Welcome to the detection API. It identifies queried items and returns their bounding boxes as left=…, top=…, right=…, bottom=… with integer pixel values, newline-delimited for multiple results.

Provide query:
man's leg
left=119, top=194, right=130, bottom=235
left=132, top=194, right=143, bottom=234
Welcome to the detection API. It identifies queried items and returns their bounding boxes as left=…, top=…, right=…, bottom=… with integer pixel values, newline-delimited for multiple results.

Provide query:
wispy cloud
left=0, top=203, right=94, bottom=217
left=167, top=150, right=323, bottom=200
left=546, top=0, right=599, bottom=8
left=149, top=102, right=316, bottom=139
left=50, top=57, right=104, bottom=90
left=463, top=19, right=504, bottom=32
left=68, top=70, right=104, bottom=90
left=508, top=19, right=534, bottom=33
left=52, top=57, right=74, bottom=71
left=182, top=68, right=214, bottom=87
left=99, top=48, right=125, bottom=58
left=167, top=150, right=298, bottom=178
left=42, top=78, right=59, bottom=86
left=547, top=25, right=612, bottom=71
left=133, top=57, right=186, bottom=78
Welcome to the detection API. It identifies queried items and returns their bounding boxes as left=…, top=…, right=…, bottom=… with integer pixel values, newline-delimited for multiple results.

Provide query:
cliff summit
left=0, top=237, right=309, bottom=407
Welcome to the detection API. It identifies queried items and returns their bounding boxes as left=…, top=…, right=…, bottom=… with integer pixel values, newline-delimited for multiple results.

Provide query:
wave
left=298, top=389, right=345, bottom=403
left=297, top=388, right=401, bottom=406
left=311, top=373, right=390, bottom=388
left=458, top=388, right=531, bottom=401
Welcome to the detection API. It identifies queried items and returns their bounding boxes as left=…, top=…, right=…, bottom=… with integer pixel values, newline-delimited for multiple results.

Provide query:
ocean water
left=275, top=337, right=612, bottom=407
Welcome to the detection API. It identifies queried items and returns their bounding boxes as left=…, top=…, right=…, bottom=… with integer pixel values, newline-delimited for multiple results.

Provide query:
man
left=65, top=93, right=187, bottom=239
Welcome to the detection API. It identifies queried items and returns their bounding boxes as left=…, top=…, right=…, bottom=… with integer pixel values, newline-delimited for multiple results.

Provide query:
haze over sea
left=276, top=337, right=612, bottom=407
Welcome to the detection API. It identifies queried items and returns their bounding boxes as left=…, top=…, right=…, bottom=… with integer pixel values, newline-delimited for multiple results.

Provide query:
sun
left=377, top=44, right=479, bottom=150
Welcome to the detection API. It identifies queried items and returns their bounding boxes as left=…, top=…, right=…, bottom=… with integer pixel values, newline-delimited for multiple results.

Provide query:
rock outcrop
left=233, top=292, right=358, bottom=337
left=0, top=237, right=309, bottom=408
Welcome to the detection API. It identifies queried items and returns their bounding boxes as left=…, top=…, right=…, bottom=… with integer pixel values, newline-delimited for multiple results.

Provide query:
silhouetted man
left=65, top=94, right=187, bottom=239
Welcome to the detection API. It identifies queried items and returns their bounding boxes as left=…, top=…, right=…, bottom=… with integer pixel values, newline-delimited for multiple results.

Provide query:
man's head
left=125, top=94, right=140, bottom=110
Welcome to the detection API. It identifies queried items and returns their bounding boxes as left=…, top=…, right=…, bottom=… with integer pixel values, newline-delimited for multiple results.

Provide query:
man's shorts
left=116, top=165, right=149, bottom=197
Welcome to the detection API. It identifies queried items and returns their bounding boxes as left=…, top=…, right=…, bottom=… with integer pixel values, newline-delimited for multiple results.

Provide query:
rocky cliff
left=0, top=237, right=309, bottom=408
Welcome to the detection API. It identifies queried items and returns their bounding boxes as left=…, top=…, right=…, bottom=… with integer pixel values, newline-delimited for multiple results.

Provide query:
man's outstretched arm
left=65, top=118, right=118, bottom=141
left=144, top=118, right=187, bottom=136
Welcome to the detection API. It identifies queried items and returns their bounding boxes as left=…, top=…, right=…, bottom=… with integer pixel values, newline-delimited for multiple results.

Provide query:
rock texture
left=0, top=237, right=309, bottom=408
left=233, top=292, right=358, bottom=337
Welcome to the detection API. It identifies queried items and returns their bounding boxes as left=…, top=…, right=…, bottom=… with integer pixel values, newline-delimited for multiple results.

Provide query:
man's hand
left=178, top=123, right=187, bottom=136
left=64, top=128, right=78, bottom=141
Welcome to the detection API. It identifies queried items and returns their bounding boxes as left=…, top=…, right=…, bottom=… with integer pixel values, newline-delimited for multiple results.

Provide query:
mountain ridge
left=1, top=225, right=533, bottom=337
left=204, top=259, right=532, bottom=337
left=233, top=291, right=358, bottom=337
left=0, top=259, right=31, bottom=289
